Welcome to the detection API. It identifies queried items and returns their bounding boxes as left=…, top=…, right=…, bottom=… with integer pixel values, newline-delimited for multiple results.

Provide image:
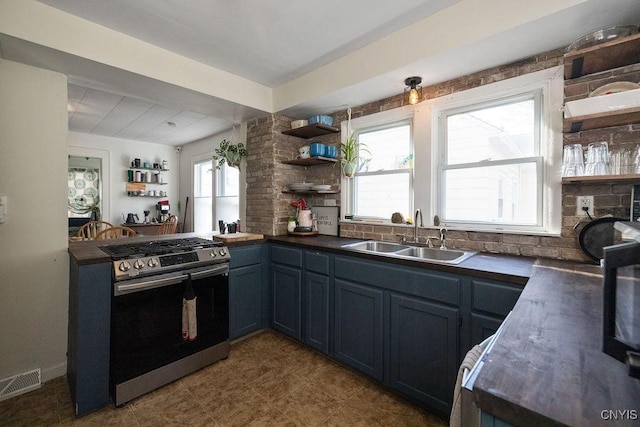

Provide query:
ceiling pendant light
left=404, top=76, right=422, bottom=105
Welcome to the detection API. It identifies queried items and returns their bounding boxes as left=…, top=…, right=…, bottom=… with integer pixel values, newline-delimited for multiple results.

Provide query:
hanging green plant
left=212, top=139, right=248, bottom=171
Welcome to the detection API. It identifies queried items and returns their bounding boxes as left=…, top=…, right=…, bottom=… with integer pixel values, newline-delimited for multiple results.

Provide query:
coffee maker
left=156, top=201, right=170, bottom=223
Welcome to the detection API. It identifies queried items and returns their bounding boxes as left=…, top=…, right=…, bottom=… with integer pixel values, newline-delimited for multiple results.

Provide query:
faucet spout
left=414, top=209, right=423, bottom=243
left=439, top=228, right=447, bottom=250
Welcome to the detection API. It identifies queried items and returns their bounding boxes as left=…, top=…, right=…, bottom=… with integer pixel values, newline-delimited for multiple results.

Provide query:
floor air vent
left=0, top=368, right=41, bottom=402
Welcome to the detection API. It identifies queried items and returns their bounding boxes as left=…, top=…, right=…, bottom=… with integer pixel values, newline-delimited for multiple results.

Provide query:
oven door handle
left=115, top=274, right=189, bottom=295
left=188, top=264, right=229, bottom=280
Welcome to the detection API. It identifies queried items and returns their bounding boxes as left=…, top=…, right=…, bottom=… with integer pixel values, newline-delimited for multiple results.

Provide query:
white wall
left=179, top=124, right=247, bottom=232
left=68, top=132, right=179, bottom=226
left=0, top=59, right=69, bottom=382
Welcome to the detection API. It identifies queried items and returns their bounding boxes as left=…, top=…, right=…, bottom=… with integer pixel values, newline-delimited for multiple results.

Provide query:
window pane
left=446, top=99, right=535, bottom=165
left=443, top=162, right=538, bottom=224
left=359, top=124, right=412, bottom=171
left=194, top=160, right=213, bottom=197
left=194, top=160, right=212, bottom=233
left=218, top=164, right=239, bottom=197
left=355, top=173, right=411, bottom=219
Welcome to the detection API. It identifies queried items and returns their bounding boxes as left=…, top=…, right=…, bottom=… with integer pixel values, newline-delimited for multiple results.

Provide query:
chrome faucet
left=439, top=228, right=447, bottom=250
left=414, top=209, right=423, bottom=243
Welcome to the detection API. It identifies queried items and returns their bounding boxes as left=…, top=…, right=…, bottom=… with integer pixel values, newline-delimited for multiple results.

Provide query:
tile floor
left=0, top=329, right=448, bottom=426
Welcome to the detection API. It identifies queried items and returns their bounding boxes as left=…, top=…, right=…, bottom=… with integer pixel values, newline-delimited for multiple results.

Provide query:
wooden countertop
left=473, top=258, right=640, bottom=426
left=269, top=235, right=534, bottom=284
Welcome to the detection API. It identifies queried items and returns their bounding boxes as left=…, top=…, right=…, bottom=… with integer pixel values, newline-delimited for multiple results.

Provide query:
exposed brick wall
left=337, top=49, right=638, bottom=262
left=245, top=48, right=638, bottom=262
left=245, top=113, right=342, bottom=235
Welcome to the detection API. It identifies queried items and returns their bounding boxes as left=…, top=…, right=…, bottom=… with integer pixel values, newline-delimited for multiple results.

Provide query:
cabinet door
left=229, top=264, right=263, bottom=340
left=470, top=312, right=503, bottom=345
left=389, top=293, right=459, bottom=414
left=304, top=271, right=330, bottom=354
left=334, top=279, right=383, bottom=380
left=68, top=262, right=112, bottom=416
left=271, top=264, right=302, bottom=340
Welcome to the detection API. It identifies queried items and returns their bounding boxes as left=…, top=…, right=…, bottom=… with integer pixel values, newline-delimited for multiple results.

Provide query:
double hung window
left=437, top=93, right=543, bottom=228
left=347, top=121, right=413, bottom=219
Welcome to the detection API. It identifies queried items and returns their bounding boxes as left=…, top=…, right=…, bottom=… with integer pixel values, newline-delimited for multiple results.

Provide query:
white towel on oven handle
left=181, top=274, right=197, bottom=341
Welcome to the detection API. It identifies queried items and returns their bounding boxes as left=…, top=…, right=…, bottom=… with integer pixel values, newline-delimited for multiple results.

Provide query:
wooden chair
left=95, top=225, right=138, bottom=239
left=76, top=220, right=114, bottom=239
left=156, top=215, right=178, bottom=235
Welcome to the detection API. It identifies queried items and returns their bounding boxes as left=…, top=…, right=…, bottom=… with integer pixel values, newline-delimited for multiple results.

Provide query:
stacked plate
left=289, top=182, right=314, bottom=191
left=311, top=185, right=331, bottom=191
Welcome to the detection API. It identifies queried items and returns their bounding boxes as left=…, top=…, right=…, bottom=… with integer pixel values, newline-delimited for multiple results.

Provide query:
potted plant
left=212, top=139, right=248, bottom=171
left=340, top=132, right=370, bottom=178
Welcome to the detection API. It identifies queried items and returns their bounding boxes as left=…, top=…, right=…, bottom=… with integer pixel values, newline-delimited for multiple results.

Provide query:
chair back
left=95, top=226, right=138, bottom=239
left=76, top=220, right=114, bottom=239
left=156, top=215, right=178, bottom=235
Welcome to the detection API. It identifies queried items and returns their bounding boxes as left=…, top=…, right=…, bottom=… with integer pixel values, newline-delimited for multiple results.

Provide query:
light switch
left=0, top=196, right=6, bottom=224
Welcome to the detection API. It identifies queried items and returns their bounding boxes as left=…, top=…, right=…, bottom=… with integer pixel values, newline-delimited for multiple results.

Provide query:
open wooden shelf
left=281, top=156, right=338, bottom=166
left=564, top=33, right=640, bottom=79
left=563, top=106, right=640, bottom=133
left=282, top=124, right=339, bottom=139
left=562, top=174, right=640, bottom=184
left=282, top=190, right=339, bottom=195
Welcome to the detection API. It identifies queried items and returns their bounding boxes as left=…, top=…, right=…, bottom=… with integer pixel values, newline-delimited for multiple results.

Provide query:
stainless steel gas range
left=99, top=237, right=230, bottom=406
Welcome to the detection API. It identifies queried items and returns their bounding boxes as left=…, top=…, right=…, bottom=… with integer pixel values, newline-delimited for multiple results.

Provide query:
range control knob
left=147, top=258, right=158, bottom=268
left=118, top=261, right=131, bottom=272
left=210, top=250, right=217, bottom=258
left=134, top=259, right=145, bottom=270
left=219, top=248, right=227, bottom=257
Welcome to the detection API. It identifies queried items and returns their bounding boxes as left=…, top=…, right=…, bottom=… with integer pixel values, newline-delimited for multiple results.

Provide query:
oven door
left=110, top=264, right=229, bottom=391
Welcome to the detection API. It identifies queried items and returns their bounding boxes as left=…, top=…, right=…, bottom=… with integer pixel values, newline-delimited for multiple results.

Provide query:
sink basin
left=395, top=246, right=476, bottom=264
left=341, top=241, right=409, bottom=253
left=342, top=240, right=476, bottom=264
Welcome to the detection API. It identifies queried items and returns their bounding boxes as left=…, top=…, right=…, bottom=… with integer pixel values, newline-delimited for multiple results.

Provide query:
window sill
left=340, top=219, right=561, bottom=237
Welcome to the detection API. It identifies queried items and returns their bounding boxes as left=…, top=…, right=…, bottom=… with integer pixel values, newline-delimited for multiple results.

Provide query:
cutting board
left=214, top=232, right=264, bottom=243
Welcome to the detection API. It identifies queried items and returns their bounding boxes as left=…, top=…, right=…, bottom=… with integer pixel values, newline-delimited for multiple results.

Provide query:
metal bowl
left=567, top=25, right=638, bottom=52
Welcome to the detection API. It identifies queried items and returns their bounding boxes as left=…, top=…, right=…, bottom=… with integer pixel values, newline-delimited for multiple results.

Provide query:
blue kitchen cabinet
left=67, top=260, right=112, bottom=416
left=469, top=279, right=523, bottom=347
left=271, top=264, right=302, bottom=339
left=334, top=279, right=384, bottom=380
left=229, top=245, right=267, bottom=340
left=304, top=250, right=331, bottom=354
left=389, top=293, right=459, bottom=414
left=270, top=245, right=303, bottom=339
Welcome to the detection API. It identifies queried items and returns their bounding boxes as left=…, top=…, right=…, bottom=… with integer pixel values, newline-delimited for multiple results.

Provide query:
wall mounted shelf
left=282, top=124, right=339, bottom=139
left=281, top=156, right=338, bottom=166
left=564, top=33, right=640, bottom=79
left=562, top=174, right=640, bottom=184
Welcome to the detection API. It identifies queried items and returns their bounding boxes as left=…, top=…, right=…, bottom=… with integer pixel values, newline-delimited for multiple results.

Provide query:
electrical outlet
left=576, top=195, right=594, bottom=216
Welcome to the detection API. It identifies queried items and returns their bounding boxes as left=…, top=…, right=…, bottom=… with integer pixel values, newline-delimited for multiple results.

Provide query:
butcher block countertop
left=473, top=258, right=640, bottom=426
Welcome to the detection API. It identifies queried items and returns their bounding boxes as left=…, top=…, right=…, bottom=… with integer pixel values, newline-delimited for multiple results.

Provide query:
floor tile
left=0, top=329, right=448, bottom=426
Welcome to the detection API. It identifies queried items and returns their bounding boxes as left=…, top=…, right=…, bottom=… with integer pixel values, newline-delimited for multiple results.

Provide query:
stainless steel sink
left=395, top=246, right=476, bottom=264
left=341, top=241, right=409, bottom=253
left=341, top=240, right=476, bottom=264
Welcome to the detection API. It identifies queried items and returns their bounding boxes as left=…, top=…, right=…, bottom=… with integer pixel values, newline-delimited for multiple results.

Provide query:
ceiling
left=2, top=0, right=640, bottom=146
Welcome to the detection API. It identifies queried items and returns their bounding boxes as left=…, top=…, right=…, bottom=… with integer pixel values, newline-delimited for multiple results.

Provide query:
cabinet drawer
left=335, top=256, right=460, bottom=306
left=305, top=251, right=330, bottom=275
left=271, top=245, right=302, bottom=267
left=229, top=245, right=263, bottom=269
left=471, top=280, right=523, bottom=317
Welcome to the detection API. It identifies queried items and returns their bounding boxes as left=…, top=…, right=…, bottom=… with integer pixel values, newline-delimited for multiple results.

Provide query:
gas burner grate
left=101, top=237, right=220, bottom=259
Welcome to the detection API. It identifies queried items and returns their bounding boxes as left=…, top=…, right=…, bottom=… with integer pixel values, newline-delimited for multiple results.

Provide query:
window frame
left=437, top=91, right=544, bottom=229
left=430, top=66, right=563, bottom=235
left=341, top=106, right=417, bottom=221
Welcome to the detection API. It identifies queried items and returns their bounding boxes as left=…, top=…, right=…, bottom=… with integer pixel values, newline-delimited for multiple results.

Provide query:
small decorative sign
left=312, top=206, right=339, bottom=236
